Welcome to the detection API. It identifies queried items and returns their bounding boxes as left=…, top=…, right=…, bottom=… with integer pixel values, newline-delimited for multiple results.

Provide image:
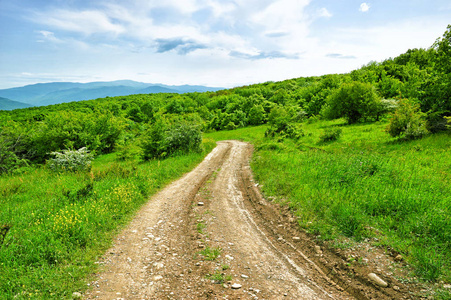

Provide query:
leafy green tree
left=0, top=121, right=29, bottom=174
left=415, top=26, right=451, bottom=131
left=350, top=62, right=380, bottom=84
left=231, top=110, right=247, bottom=128
left=300, top=75, right=341, bottom=116
left=392, top=48, right=435, bottom=69
left=248, top=105, right=266, bottom=125
left=269, top=89, right=289, bottom=105
left=376, top=70, right=403, bottom=99
left=433, top=25, right=451, bottom=75
left=323, top=81, right=382, bottom=124
left=141, top=116, right=167, bottom=159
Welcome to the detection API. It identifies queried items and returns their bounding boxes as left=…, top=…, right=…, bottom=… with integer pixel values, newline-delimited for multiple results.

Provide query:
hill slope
left=0, top=97, right=33, bottom=110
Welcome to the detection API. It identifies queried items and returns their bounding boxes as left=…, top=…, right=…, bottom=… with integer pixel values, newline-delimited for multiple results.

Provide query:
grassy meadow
left=0, top=139, right=215, bottom=299
left=206, top=120, right=451, bottom=286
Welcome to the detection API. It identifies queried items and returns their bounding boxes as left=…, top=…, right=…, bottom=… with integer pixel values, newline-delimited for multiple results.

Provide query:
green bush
left=141, top=117, right=202, bottom=160
left=47, top=147, right=94, bottom=172
left=267, top=106, right=290, bottom=131
left=323, top=81, right=382, bottom=124
left=318, top=128, right=342, bottom=143
left=265, top=106, right=304, bottom=140
left=265, top=123, right=304, bottom=140
left=386, top=98, right=429, bottom=139
left=165, top=123, right=202, bottom=155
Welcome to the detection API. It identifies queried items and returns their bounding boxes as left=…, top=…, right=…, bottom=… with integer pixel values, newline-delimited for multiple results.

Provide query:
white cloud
left=29, top=1, right=320, bottom=60
left=205, top=0, right=237, bottom=18
left=252, top=0, right=310, bottom=31
left=36, top=30, right=62, bottom=43
left=359, top=3, right=370, bottom=13
left=33, top=9, right=125, bottom=36
left=317, top=8, right=332, bottom=18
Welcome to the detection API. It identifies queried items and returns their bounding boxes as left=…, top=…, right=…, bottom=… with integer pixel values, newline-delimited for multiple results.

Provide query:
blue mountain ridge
left=0, top=97, right=33, bottom=111
left=0, top=80, right=224, bottom=107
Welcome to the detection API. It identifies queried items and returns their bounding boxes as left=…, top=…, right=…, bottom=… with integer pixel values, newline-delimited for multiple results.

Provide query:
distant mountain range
left=0, top=97, right=33, bottom=111
left=0, top=80, right=224, bottom=109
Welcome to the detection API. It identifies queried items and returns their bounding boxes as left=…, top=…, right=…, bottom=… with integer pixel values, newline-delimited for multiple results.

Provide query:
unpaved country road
left=85, top=141, right=403, bottom=300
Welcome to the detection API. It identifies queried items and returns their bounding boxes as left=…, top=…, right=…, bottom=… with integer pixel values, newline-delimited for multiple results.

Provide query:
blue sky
left=0, top=0, right=450, bottom=89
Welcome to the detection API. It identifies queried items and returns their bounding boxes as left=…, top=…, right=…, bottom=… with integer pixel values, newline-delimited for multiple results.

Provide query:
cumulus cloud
left=28, top=1, right=319, bottom=60
left=359, top=3, right=370, bottom=12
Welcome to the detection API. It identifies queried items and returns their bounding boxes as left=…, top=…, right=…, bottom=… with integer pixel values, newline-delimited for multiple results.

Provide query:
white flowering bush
left=47, top=147, right=94, bottom=172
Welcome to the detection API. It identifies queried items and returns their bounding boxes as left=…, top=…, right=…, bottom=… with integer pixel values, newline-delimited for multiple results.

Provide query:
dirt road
left=85, top=141, right=408, bottom=299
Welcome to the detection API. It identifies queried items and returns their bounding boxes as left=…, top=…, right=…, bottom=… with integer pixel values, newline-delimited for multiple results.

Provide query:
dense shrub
left=323, top=81, right=382, bottom=124
left=386, top=98, right=429, bottom=139
left=318, top=128, right=342, bottom=143
left=265, top=106, right=304, bottom=140
left=265, top=123, right=304, bottom=140
left=141, top=117, right=202, bottom=160
left=47, top=147, right=94, bottom=172
left=165, top=123, right=202, bottom=155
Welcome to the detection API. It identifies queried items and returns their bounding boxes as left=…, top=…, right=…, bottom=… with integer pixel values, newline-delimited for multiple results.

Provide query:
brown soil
left=85, top=140, right=418, bottom=300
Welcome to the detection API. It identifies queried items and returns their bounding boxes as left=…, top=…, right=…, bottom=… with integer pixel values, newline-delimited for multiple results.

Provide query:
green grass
left=206, top=270, right=232, bottom=284
left=198, top=246, right=222, bottom=261
left=196, top=221, right=207, bottom=234
left=206, top=121, right=451, bottom=283
left=0, top=138, right=216, bottom=299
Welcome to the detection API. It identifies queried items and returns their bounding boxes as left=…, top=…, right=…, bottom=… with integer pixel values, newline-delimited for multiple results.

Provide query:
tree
left=418, top=25, right=451, bottom=131
left=248, top=105, right=266, bottom=125
left=0, top=122, right=29, bottom=174
left=323, top=81, right=382, bottom=124
left=433, top=25, right=451, bottom=75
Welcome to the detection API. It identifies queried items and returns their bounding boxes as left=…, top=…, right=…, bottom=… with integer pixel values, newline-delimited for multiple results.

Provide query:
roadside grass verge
left=206, top=122, right=451, bottom=283
left=0, top=138, right=216, bottom=299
